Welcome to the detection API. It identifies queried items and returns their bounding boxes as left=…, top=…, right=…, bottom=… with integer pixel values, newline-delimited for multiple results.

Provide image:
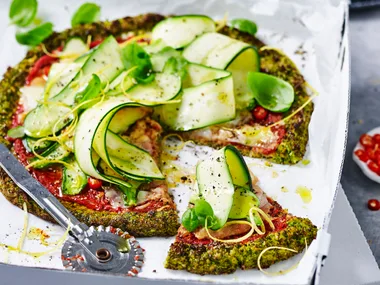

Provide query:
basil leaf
left=75, top=74, right=101, bottom=108
left=15, top=22, right=53, bottom=46
left=71, top=2, right=100, bottom=27
left=9, top=0, right=38, bottom=27
left=247, top=72, right=294, bottom=112
left=7, top=126, right=25, bottom=139
left=193, top=199, right=214, bottom=218
left=230, top=18, right=257, bottom=36
left=122, top=42, right=155, bottom=84
left=182, top=208, right=199, bottom=232
left=193, top=199, right=216, bottom=228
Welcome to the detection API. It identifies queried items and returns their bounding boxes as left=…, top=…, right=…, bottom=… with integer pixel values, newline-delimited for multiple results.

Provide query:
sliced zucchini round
left=30, top=143, right=71, bottom=169
left=23, top=104, right=73, bottom=138
left=224, top=145, right=252, bottom=188
left=183, top=32, right=260, bottom=110
left=152, top=15, right=215, bottom=49
left=156, top=63, right=235, bottom=131
left=106, top=71, right=182, bottom=105
left=74, top=96, right=164, bottom=189
left=108, top=107, right=149, bottom=134
left=228, top=187, right=259, bottom=219
left=24, top=36, right=125, bottom=138
left=44, top=62, right=82, bottom=99
left=195, top=145, right=254, bottom=229
left=126, top=72, right=181, bottom=104
left=62, top=157, right=88, bottom=195
left=23, top=137, right=54, bottom=153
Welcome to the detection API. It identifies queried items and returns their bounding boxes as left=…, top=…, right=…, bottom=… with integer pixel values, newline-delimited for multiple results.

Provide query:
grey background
left=342, top=6, right=380, bottom=267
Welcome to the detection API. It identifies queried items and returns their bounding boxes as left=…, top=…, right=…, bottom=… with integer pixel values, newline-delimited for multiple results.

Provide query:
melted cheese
left=19, top=86, right=44, bottom=113
left=214, top=125, right=278, bottom=147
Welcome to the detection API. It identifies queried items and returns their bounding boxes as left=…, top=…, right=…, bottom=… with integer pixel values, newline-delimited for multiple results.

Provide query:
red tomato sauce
left=177, top=215, right=288, bottom=245
left=9, top=36, right=163, bottom=214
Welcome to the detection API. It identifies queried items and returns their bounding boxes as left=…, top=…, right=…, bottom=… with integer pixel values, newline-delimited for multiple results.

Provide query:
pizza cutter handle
left=0, top=144, right=103, bottom=260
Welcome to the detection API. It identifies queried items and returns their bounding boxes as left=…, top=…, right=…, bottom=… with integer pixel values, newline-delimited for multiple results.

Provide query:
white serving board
left=0, top=0, right=350, bottom=285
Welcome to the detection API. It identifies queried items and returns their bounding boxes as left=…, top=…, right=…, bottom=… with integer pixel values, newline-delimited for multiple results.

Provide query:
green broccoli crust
left=165, top=216, right=317, bottom=275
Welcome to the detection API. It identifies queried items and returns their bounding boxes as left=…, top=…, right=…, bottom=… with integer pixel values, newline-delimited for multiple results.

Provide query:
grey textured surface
left=342, top=7, right=380, bottom=266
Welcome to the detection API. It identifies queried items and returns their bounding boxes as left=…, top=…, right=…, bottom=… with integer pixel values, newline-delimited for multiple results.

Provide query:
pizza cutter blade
left=0, top=144, right=144, bottom=275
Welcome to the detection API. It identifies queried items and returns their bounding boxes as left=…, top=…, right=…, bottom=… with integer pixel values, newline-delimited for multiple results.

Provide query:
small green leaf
left=71, top=2, right=100, bottom=27
left=9, top=0, right=38, bottom=27
left=193, top=199, right=217, bottom=229
left=230, top=18, right=258, bottom=36
left=182, top=208, right=199, bottom=232
left=75, top=74, right=102, bottom=108
left=193, top=199, right=214, bottom=218
left=247, top=72, right=294, bottom=112
left=122, top=43, right=155, bottom=84
left=15, top=22, right=53, bottom=46
left=7, top=126, right=25, bottom=139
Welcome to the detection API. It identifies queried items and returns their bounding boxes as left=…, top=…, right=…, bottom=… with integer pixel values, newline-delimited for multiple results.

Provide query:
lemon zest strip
left=205, top=219, right=254, bottom=244
left=267, top=94, right=317, bottom=129
left=258, top=238, right=308, bottom=276
left=0, top=203, right=70, bottom=259
left=119, top=34, right=152, bottom=48
left=41, top=44, right=79, bottom=60
left=16, top=202, right=29, bottom=251
left=249, top=206, right=275, bottom=231
left=161, top=134, right=185, bottom=151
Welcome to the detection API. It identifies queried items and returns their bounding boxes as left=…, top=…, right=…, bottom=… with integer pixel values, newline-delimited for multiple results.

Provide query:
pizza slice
left=165, top=145, right=317, bottom=275
left=151, top=16, right=314, bottom=165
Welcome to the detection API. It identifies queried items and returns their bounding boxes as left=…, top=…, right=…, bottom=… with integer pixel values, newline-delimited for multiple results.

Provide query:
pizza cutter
left=0, top=144, right=144, bottom=275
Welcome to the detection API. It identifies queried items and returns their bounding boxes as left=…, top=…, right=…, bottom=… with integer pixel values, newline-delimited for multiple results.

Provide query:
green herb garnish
left=15, top=22, right=53, bottom=46
left=7, top=126, right=25, bottom=139
left=9, top=0, right=38, bottom=27
left=247, top=72, right=294, bottom=113
left=230, top=18, right=257, bottom=36
left=71, top=2, right=101, bottom=27
left=182, top=199, right=216, bottom=232
left=182, top=208, right=199, bottom=232
left=122, top=42, right=155, bottom=84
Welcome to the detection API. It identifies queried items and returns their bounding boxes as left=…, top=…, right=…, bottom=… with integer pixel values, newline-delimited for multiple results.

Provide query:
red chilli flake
left=89, top=39, right=104, bottom=49
left=26, top=55, right=58, bottom=85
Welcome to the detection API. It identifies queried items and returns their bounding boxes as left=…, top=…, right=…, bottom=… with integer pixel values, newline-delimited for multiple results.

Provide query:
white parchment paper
left=0, top=0, right=350, bottom=284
